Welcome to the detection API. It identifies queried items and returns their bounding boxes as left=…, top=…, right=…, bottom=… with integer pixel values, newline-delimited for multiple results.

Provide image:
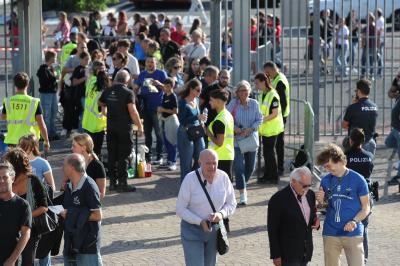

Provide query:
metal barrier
left=286, top=99, right=320, bottom=181
left=250, top=0, right=400, bottom=139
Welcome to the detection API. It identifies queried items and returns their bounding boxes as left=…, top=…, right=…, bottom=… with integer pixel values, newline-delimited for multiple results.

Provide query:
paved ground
left=44, top=135, right=400, bottom=266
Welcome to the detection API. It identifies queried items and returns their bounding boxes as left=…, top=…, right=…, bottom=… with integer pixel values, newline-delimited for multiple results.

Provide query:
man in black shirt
left=99, top=70, right=143, bottom=192
left=199, top=65, right=219, bottom=107
left=61, top=154, right=102, bottom=264
left=159, top=28, right=180, bottom=65
left=148, top=13, right=161, bottom=41
left=0, top=161, right=31, bottom=265
left=343, top=79, right=378, bottom=155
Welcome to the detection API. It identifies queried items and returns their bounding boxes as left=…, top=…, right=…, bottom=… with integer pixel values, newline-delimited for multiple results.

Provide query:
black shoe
left=118, top=184, right=137, bottom=192
left=109, top=183, right=118, bottom=191
left=257, top=178, right=268, bottom=184
left=388, top=176, right=400, bottom=186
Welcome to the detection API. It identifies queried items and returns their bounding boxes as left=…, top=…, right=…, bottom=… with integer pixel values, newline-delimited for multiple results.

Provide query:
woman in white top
left=335, top=18, right=350, bottom=76
left=18, top=134, right=55, bottom=192
left=176, top=149, right=237, bottom=266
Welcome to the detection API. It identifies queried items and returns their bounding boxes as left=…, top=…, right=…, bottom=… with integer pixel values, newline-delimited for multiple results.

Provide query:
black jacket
left=267, top=185, right=317, bottom=263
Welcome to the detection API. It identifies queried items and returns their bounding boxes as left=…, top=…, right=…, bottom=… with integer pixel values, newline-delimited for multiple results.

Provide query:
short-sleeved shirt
left=260, top=92, right=279, bottom=114
left=86, top=159, right=106, bottom=182
left=20, top=175, right=48, bottom=209
left=126, top=53, right=140, bottom=77
left=184, top=43, right=207, bottom=61
left=63, top=175, right=101, bottom=254
left=99, top=84, right=134, bottom=132
left=343, top=98, right=378, bottom=141
left=160, top=40, right=180, bottom=64
left=64, top=55, right=81, bottom=70
left=391, top=99, right=400, bottom=131
left=161, top=93, right=178, bottom=118
left=320, top=169, right=369, bottom=237
left=2, top=101, right=43, bottom=115
left=135, top=69, right=167, bottom=112
left=346, top=147, right=374, bottom=183
left=30, top=157, right=52, bottom=184
left=0, top=195, right=31, bottom=264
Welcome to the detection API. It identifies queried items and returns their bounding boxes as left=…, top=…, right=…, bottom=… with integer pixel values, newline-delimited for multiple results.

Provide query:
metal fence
left=249, top=0, right=400, bottom=138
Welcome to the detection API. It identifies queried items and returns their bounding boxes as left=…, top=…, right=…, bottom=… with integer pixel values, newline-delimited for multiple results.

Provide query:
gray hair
left=114, top=70, right=130, bottom=84
left=0, top=160, right=15, bottom=177
left=203, top=65, right=219, bottom=78
left=290, top=166, right=312, bottom=181
left=235, top=80, right=252, bottom=94
left=65, top=154, right=86, bottom=173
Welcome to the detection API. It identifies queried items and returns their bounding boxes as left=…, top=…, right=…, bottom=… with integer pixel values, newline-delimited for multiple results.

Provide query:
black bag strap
left=195, top=169, right=216, bottom=213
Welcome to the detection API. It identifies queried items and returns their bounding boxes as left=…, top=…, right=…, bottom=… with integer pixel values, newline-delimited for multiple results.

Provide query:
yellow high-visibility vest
left=4, top=94, right=40, bottom=145
left=258, top=90, right=284, bottom=137
left=82, top=75, right=106, bottom=133
left=208, top=108, right=234, bottom=160
left=271, top=72, right=290, bottom=118
left=60, top=42, right=77, bottom=68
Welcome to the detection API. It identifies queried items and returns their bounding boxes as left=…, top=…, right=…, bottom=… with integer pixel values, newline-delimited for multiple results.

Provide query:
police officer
left=263, top=61, right=290, bottom=176
left=345, top=127, right=374, bottom=264
left=343, top=79, right=378, bottom=156
left=254, top=73, right=284, bottom=184
left=98, top=70, right=143, bottom=192
left=1, top=72, right=50, bottom=151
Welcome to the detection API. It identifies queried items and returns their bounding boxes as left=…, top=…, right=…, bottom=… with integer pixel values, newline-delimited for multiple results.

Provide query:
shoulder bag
left=186, top=102, right=205, bottom=141
left=27, top=177, right=57, bottom=235
left=195, top=169, right=229, bottom=255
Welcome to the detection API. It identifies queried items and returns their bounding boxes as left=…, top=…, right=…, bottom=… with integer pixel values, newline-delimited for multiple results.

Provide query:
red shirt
left=171, top=30, right=187, bottom=46
left=250, top=25, right=257, bottom=51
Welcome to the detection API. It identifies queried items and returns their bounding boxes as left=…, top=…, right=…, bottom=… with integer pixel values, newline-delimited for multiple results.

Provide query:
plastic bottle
left=145, top=163, right=152, bottom=178
left=138, top=161, right=146, bottom=178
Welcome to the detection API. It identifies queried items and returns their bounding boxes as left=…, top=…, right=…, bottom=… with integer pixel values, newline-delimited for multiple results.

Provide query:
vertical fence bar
left=296, top=0, right=301, bottom=141
left=349, top=0, right=353, bottom=107
left=323, top=0, right=328, bottom=135
left=256, top=0, right=260, bottom=72
left=313, top=0, right=320, bottom=141
left=4, top=0, right=8, bottom=97
left=357, top=0, right=361, bottom=81
left=264, top=0, right=267, bottom=62
left=332, top=0, right=336, bottom=136
left=224, top=0, right=228, bottom=69
left=305, top=0, right=309, bottom=100
left=382, top=0, right=386, bottom=134
left=273, top=0, right=276, bottom=63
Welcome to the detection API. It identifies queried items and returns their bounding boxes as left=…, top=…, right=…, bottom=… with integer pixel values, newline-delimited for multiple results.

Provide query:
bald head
left=199, top=149, right=218, bottom=162
left=65, top=153, right=86, bottom=173
left=199, top=149, right=218, bottom=179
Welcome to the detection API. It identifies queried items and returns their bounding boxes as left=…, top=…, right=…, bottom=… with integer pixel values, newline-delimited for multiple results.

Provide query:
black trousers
left=21, top=232, right=40, bottom=266
left=262, top=135, right=278, bottom=180
left=275, top=118, right=287, bottom=172
left=87, top=130, right=105, bottom=158
left=107, top=128, right=133, bottom=186
left=218, top=160, right=233, bottom=182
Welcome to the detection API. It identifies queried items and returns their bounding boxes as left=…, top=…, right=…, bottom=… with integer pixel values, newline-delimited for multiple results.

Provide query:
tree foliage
left=43, top=0, right=118, bottom=12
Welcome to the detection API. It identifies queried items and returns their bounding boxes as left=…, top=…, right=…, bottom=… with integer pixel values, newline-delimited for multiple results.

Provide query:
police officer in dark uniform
left=99, top=70, right=143, bottom=192
left=345, top=127, right=373, bottom=264
left=343, top=79, right=378, bottom=156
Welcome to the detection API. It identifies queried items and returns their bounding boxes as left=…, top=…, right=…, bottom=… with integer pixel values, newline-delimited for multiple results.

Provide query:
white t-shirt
left=126, top=53, right=140, bottom=77
left=337, top=26, right=349, bottom=46
left=184, top=43, right=207, bottom=61
left=376, top=17, right=385, bottom=44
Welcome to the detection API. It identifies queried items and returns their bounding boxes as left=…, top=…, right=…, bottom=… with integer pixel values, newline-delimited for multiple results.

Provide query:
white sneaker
left=351, top=68, right=358, bottom=74
left=168, top=163, right=177, bottom=171
left=60, top=129, right=67, bottom=136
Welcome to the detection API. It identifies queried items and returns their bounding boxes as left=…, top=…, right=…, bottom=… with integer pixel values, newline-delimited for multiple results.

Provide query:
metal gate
left=249, top=0, right=400, bottom=139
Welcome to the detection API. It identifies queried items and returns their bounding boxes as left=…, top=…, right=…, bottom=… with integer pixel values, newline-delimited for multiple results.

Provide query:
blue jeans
left=377, top=42, right=384, bottom=75
left=163, top=131, right=177, bottom=163
left=181, top=220, right=218, bottom=266
left=385, top=128, right=400, bottom=176
left=335, top=43, right=349, bottom=74
left=40, top=93, right=58, bottom=137
left=347, top=41, right=358, bottom=68
left=234, top=147, right=256, bottom=190
left=361, top=47, right=376, bottom=76
left=39, top=253, right=51, bottom=266
left=143, top=111, right=163, bottom=160
left=64, top=253, right=103, bottom=266
left=362, top=138, right=376, bottom=158
left=177, top=126, right=205, bottom=181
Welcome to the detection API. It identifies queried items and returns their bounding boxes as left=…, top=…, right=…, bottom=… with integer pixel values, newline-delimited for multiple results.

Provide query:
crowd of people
left=0, top=8, right=399, bottom=266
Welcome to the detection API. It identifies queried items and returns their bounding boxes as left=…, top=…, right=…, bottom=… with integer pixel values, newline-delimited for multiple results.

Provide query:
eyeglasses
left=296, top=179, right=312, bottom=189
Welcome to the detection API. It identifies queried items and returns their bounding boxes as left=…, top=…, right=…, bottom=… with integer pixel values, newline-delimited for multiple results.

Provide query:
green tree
left=43, top=0, right=118, bottom=12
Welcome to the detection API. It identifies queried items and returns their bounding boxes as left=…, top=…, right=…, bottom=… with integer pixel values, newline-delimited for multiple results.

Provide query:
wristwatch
left=351, top=218, right=359, bottom=223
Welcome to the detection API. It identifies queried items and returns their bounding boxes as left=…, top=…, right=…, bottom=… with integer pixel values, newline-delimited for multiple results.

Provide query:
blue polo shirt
left=63, top=175, right=101, bottom=254
left=135, top=69, right=167, bottom=112
left=343, top=98, right=378, bottom=141
left=320, top=169, right=369, bottom=237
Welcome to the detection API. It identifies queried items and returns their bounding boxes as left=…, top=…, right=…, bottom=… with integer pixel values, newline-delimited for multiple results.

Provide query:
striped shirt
left=227, top=97, right=263, bottom=147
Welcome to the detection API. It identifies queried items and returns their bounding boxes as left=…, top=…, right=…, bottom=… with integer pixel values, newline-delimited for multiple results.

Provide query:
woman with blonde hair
left=18, top=134, right=56, bottom=192
left=71, top=133, right=106, bottom=198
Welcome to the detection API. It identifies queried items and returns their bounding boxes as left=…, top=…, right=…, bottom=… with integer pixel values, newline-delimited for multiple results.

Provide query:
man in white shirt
left=176, top=149, right=236, bottom=266
left=183, top=29, right=207, bottom=63
left=117, top=39, right=140, bottom=81
left=375, top=8, right=385, bottom=77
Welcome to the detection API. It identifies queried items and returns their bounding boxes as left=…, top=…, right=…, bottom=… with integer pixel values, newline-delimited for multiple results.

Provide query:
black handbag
left=27, top=178, right=57, bottom=235
left=195, top=170, right=230, bottom=255
left=186, top=125, right=205, bottom=141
